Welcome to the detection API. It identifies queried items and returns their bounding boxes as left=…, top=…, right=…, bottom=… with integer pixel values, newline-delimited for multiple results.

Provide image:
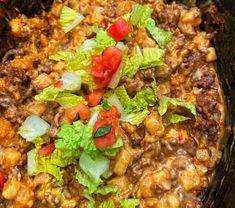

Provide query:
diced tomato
left=64, top=104, right=90, bottom=122
left=178, top=129, right=188, bottom=144
left=103, top=47, right=122, bottom=73
left=93, top=120, right=110, bottom=134
left=91, top=56, right=105, bottom=78
left=76, top=104, right=91, bottom=120
left=0, top=170, right=4, bottom=190
left=94, top=127, right=117, bottom=148
left=107, top=18, right=131, bottom=41
left=53, top=80, right=63, bottom=88
left=86, top=90, right=104, bottom=107
left=100, top=106, right=120, bottom=119
left=93, top=107, right=121, bottom=148
left=91, top=47, right=122, bottom=89
left=39, top=143, right=55, bottom=157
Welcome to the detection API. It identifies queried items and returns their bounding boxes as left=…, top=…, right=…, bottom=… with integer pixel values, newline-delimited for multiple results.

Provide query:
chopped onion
left=88, top=112, right=99, bottom=126
left=108, top=61, right=123, bottom=89
left=18, top=115, right=50, bottom=142
left=61, top=71, right=81, bottom=91
left=107, top=94, right=124, bottom=113
left=27, top=148, right=36, bottom=176
left=64, top=14, right=84, bottom=33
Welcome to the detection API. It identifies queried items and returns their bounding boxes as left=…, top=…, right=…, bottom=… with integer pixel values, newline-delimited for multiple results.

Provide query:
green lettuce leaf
left=158, top=96, right=196, bottom=116
left=66, top=49, right=91, bottom=71
left=114, top=86, right=156, bottom=114
left=35, top=87, right=85, bottom=107
left=30, top=139, right=81, bottom=185
left=121, top=109, right=150, bottom=125
left=95, top=185, right=119, bottom=195
left=78, top=69, right=96, bottom=91
left=76, top=170, right=101, bottom=194
left=167, top=113, right=190, bottom=124
left=83, top=190, right=95, bottom=208
left=35, top=154, right=64, bottom=185
left=56, top=121, right=97, bottom=152
left=140, top=47, right=165, bottom=69
left=131, top=88, right=156, bottom=112
left=59, top=6, right=84, bottom=33
left=76, top=170, right=118, bottom=196
left=34, top=86, right=60, bottom=101
left=122, top=53, right=143, bottom=77
left=49, top=148, right=80, bottom=167
left=120, top=199, right=140, bottom=208
left=79, top=152, right=110, bottom=183
left=114, top=86, right=132, bottom=112
left=55, top=93, right=85, bottom=107
left=98, top=200, right=115, bottom=208
left=49, top=51, right=74, bottom=61
left=92, top=26, right=116, bottom=49
left=130, top=4, right=153, bottom=27
left=145, top=18, right=173, bottom=48
left=93, top=26, right=116, bottom=48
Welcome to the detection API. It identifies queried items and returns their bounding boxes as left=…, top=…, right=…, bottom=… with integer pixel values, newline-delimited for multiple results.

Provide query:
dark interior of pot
left=0, top=0, right=234, bottom=207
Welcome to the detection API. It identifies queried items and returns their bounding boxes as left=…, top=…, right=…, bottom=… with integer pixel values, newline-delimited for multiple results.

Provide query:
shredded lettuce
left=49, top=51, right=74, bottom=61
left=93, top=26, right=116, bottom=48
left=114, top=86, right=132, bottom=112
left=59, top=6, right=84, bottom=33
left=130, top=4, right=153, bottom=28
left=79, top=69, right=97, bottom=91
left=79, top=152, right=110, bottom=183
left=122, top=53, right=143, bottom=77
left=65, top=44, right=102, bottom=90
left=114, top=86, right=156, bottom=113
left=140, top=47, right=165, bottom=69
left=55, top=93, right=85, bottom=107
left=34, top=86, right=60, bottom=101
left=35, top=153, right=64, bottom=185
left=121, top=109, right=150, bottom=125
left=120, top=199, right=140, bottom=208
left=98, top=200, right=115, bottom=208
left=35, top=87, right=85, bottom=107
left=56, top=121, right=97, bottom=152
left=66, top=49, right=91, bottom=71
left=167, top=113, right=190, bottom=124
left=76, top=170, right=101, bottom=194
left=95, top=185, right=119, bottom=195
left=29, top=138, right=81, bottom=185
left=76, top=170, right=118, bottom=195
left=158, top=96, right=196, bottom=116
left=49, top=149, right=80, bottom=167
left=131, top=88, right=156, bottom=111
left=146, top=18, right=173, bottom=48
